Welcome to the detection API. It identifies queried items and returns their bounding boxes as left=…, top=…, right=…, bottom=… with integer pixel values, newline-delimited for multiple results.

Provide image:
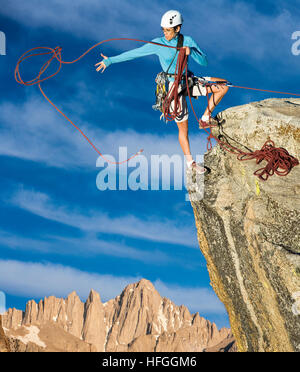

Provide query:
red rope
left=14, top=39, right=178, bottom=164
left=231, top=85, right=300, bottom=97
left=162, top=48, right=188, bottom=121
left=237, top=139, right=299, bottom=180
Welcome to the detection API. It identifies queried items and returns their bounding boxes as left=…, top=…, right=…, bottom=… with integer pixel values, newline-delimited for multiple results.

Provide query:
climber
left=95, top=10, right=229, bottom=173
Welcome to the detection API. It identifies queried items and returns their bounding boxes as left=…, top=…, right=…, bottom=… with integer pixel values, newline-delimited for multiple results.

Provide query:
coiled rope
left=161, top=47, right=188, bottom=121
left=14, top=39, right=178, bottom=164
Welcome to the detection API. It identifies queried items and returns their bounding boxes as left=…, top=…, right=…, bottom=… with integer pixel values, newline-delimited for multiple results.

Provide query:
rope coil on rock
left=237, top=139, right=299, bottom=181
left=182, top=61, right=299, bottom=181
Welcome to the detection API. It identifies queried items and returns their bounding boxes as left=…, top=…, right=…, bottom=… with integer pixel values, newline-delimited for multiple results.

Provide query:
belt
left=166, top=73, right=194, bottom=78
left=166, top=74, right=194, bottom=84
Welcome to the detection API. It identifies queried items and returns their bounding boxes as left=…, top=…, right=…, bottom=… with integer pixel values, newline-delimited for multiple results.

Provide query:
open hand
left=95, top=53, right=108, bottom=73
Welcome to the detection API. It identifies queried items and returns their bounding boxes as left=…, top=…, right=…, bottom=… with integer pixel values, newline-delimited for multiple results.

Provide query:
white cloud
left=0, top=291, right=6, bottom=315
left=8, top=186, right=199, bottom=248
left=0, top=259, right=226, bottom=315
left=1, top=0, right=165, bottom=41
left=0, top=259, right=139, bottom=303
left=0, top=93, right=208, bottom=169
left=3, top=0, right=298, bottom=66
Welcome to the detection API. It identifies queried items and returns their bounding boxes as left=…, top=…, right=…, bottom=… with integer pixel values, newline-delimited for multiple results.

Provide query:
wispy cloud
left=1, top=0, right=165, bottom=41
left=0, top=259, right=226, bottom=315
left=0, top=229, right=172, bottom=265
left=8, top=186, right=199, bottom=248
left=154, top=279, right=226, bottom=315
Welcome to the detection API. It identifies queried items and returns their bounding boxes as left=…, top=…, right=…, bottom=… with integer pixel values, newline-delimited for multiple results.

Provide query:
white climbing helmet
left=161, top=10, right=183, bottom=28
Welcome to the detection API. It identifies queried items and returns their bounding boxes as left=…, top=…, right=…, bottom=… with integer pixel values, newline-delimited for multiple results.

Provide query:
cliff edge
left=188, top=98, right=300, bottom=352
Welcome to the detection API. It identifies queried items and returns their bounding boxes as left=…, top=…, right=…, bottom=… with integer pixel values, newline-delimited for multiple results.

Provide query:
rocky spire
left=82, top=289, right=106, bottom=351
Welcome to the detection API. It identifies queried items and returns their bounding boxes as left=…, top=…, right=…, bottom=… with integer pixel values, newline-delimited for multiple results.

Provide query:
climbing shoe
left=190, top=161, right=208, bottom=174
left=199, top=117, right=219, bottom=129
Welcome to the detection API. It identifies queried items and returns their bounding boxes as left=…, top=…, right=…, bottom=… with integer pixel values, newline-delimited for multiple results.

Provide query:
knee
left=223, top=85, right=229, bottom=94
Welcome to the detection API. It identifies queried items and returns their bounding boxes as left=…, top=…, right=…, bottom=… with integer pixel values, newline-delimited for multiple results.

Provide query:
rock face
left=0, top=316, right=10, bottom=352
left=188, top=98, right=300, bottom=352
left=1, top=279, right=235, bottom=352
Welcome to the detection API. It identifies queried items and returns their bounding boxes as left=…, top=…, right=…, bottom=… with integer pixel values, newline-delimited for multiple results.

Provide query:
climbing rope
left=230, top=85, right=300, bottom=97
left=15, top=38, right=300, bottom=178
left=161, top=47, right=188, bottom=121
left=237, top=139, right=299, bottom=180
left=14, top=39, right=178, bottom=164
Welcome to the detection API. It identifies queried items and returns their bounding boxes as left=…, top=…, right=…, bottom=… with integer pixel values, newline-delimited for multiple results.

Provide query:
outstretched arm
left=95, top=39, right=160, bottom=72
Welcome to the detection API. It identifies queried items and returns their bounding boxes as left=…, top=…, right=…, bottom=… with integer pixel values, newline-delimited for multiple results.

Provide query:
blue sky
left=0, top=0, right=299, bottom=329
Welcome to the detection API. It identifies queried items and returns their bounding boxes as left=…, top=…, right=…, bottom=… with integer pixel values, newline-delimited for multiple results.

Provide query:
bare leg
left=203, top=77, right=229, bottom=117
left=176, top=120, right=193, bottom=163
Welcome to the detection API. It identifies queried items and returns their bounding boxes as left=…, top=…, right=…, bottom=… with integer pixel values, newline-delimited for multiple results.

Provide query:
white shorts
left=169, top=76, right=210, bottom=123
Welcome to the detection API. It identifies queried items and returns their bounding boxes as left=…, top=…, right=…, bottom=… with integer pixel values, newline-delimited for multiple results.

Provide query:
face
left=162, top=26, right=180, bottom=41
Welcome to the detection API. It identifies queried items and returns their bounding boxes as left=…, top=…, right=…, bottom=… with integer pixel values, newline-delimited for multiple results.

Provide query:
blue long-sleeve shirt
left=103, top=35, right=207, bottom=80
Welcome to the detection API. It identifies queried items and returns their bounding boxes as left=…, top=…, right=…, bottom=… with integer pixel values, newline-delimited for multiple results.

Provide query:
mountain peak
left=67, top=290, right=78, bottom=299
left=135, top=278, right=156, bottom=291
left=87, top=289, right=101, bottom=303
left=1, top=279, right=235, bottom=352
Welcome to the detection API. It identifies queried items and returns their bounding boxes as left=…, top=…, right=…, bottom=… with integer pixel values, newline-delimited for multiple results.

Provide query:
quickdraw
left=152, top=71, right=168, bottom=113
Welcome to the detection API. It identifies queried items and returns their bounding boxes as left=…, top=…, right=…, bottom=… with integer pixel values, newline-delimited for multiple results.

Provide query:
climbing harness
left=15, top=37, right=300, bottom=178
left=152, top=70, right=194, bottom=117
